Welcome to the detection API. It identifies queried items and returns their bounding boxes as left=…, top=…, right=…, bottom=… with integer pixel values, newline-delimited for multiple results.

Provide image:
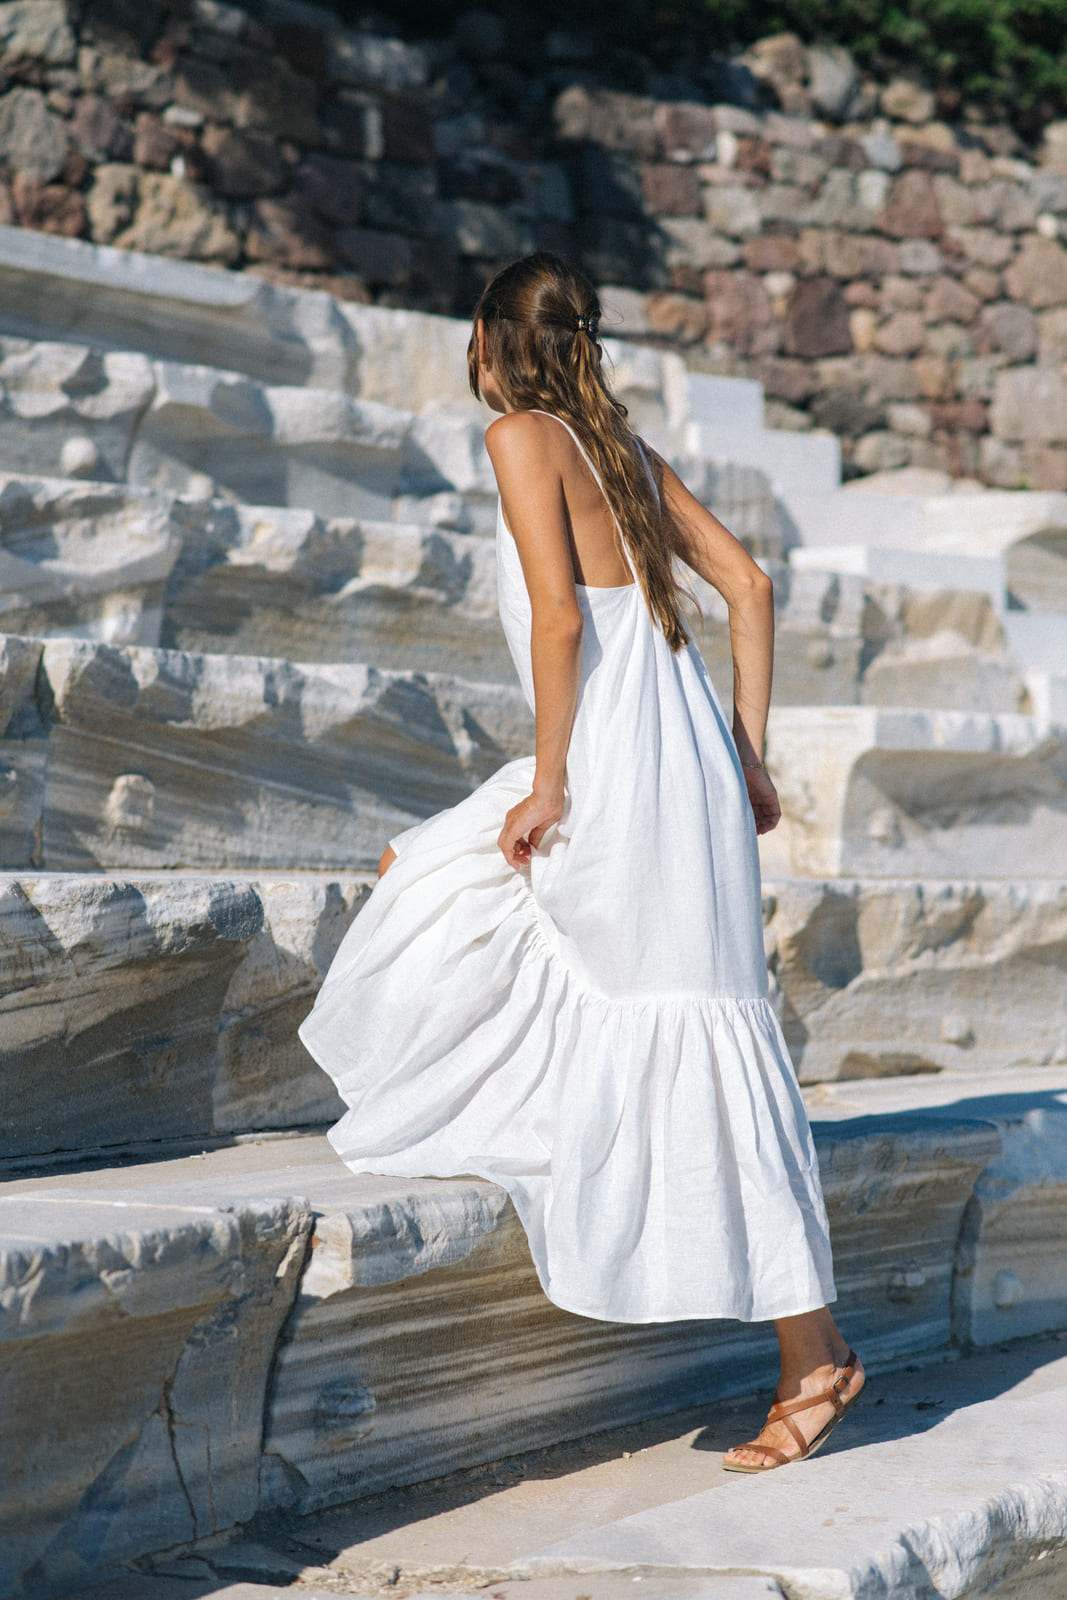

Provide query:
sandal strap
left=768, top=1387, right=844, bottom=1423
left=766, top=1352, right=859, bottom=1433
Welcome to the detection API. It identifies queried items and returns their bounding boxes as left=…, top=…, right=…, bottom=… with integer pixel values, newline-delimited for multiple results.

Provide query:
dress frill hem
left=298, top=795, right=836, bottom=1327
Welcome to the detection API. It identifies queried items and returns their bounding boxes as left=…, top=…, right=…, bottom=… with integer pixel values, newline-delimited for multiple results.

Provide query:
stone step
left=7, top=637, right=1057, bottom=881
left=686, top=373, right=843, bottom=502
left=516, top=1344, right=1067, bottom=1597
left=0, top=633, right=532, bottom=872
left=787, top=479, right=1067, bottom=595
left=0, top=468, right=775, bottom=680
left=4, top=1087, right=1066, bottom=1595
left=0, top=334, right=784, bottom=545
left=0, top=226, right=692, bottom=446
left=0, top=331, right=494, bottom=532
left=0, top=870, right=366, bottom=1161
left=760, top=705, right=1067, bottom=879
left=788, top=541, right=1007, bottom=604
left=0, top=471, right=1033, bottom=709
left=2, top=871, right=1063, bottom=1167
left=122, top=1334, right=1067, bottom=1600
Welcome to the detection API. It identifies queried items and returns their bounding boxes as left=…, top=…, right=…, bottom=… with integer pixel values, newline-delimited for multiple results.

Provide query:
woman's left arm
left=485, top=413, right=584, bottom=868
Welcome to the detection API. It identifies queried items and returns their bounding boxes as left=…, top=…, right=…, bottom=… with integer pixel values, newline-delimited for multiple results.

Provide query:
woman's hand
left=498, top=788, right=564, bottom=868
left=744, top=766, right=781, bottom=835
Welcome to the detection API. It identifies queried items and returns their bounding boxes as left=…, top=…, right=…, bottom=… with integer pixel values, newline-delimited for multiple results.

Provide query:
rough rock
left=924, top=277, right=980, bottom=325
left=0, top=635, right=532, bottom=872
left=0, top=872, right=370, bottom=1157
left=3, top=868, right=1060, bottom=1166
left=858, top=630, right=1023, bottom=711
left=0, top=1, right=76, bottom=65
left=113, top=172, right=242, bottom=265
left=976, top=301, right=1037, bottom=363
left=783, top=277, right=851, bottom=358
left=0, top=337, right=154, bottom=482
left=326, top=31, right=428, bottom=92
left=1004, top=237, right=1067, bottom=309
left=1006, top=526, right=1067, bottom=612
left=0, top=1191, right=311, bottom=1596
left=0, top=87, right=69, bottom=185
left=293, top=153, right=366, bottom=227
left=10, top=174, right=86, bottom=237
left=806, top=45, right=861, bottom=123
left=881, top=75, right=937, bottom=124
left=70, top=94, right=129, bottom=165
left=759, top=707, right=1067, bottom=880
left=0, top=481, right=1028, bottom=700
left=202, top=127, right=287, bottom=199
left=880, top=170, right=942, bottom=238
left=0, top=473, right=179, bottom=645
left=695, top=563, right=1026, bottom=712
left=953, top=1106, right=1067, bottom=1347
left=131, top=112, right=179, bottom=172
left=126, top=363, right=484, bottom=523
left=0, top=342, right=661, bottom=533
left=703, top=270, right=777, bottom=356
left=991, top=367, right=1067, bottom=444
left=244, top=196, right=337, bottom=272
left=159, top=504, right=510, bottom=678
left=763, top=877, right=1067, bottom=1082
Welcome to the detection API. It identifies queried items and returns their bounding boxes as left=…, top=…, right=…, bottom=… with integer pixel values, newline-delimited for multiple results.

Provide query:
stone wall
left=1, top=1, right=1067, bottom=488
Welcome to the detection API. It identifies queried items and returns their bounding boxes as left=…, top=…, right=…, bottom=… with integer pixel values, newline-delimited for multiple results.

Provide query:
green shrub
left=336, top=0, right=1067, bottom=135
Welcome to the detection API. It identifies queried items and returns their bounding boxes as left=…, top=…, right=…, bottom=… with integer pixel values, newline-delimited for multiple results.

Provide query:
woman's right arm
left=650, top=449, right=782, bottom=835
left=485, top=412, right=585, bottom=865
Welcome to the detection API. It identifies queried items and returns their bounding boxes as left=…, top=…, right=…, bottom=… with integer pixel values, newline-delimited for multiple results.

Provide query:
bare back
left=511, top=410, right=634, bottom=590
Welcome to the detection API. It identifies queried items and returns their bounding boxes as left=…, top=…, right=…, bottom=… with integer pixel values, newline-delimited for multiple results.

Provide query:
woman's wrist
left=532, top=773, right=565, bottom=803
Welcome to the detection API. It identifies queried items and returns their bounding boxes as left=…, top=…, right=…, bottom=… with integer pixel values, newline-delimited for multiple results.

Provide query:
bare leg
left=722, top=1307, right=864, bottom=1469
left=378, top=845, right=397, bottom=878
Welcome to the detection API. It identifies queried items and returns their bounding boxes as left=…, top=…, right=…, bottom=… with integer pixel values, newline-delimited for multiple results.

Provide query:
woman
left=299, top=253, right=864, bottom=1472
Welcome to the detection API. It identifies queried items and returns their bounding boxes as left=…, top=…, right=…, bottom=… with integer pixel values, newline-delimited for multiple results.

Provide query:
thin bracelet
left=740, top=758, right=764, bottom=770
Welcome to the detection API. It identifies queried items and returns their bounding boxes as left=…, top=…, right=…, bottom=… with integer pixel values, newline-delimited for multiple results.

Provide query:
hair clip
left=576, top=314, right=600, bottom=337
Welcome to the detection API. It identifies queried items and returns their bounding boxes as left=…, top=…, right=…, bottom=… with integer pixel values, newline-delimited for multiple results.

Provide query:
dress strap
left=526, top=409, right=643, bottom=584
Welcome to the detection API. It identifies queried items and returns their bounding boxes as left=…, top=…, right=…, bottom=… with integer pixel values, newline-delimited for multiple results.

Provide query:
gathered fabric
left=299, top=414, right=835, bottom=1324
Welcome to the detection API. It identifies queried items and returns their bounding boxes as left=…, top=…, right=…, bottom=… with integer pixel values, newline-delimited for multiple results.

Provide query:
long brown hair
left=468, top=253, right=688, bottom=652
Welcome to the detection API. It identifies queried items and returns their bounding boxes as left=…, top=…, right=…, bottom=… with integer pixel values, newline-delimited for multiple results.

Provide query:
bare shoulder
left=485, top=409, right=565, bottom=466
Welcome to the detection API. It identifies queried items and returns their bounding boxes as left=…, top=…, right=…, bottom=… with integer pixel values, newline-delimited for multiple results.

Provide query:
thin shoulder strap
left=527, top=409, right=645, bottom=580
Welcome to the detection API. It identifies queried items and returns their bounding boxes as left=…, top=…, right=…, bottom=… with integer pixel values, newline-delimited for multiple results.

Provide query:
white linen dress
left=298, top=413, right=836, bottom=1325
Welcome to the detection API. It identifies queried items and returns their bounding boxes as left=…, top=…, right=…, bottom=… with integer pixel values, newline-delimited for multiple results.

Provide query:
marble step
left=686, top=372, right=843, bottom=502
left=5, top=636, right=1057, bottom=880
left=0, top=470, right=778, bottom=683
left=4, top=1087, right=1065, bottom=1595
left=0, top=469, right=1030, bottom=706
left=0, top=633, right=532, bottom=872
left=0, top=334, right=784, bottom=545
left=127, top=1335, right=1067, bottom=1600
left=0, top=225, right=692, bottom=446
left=0, top=871, right=365, bottom=1161
left=517, top=1345, right=1067, bottom=1598
left=787, top=477, right=1067, bottom=591
left=760, top=704, right=1067, bottom=879
left=1, top=870, right=1063, bottom=1165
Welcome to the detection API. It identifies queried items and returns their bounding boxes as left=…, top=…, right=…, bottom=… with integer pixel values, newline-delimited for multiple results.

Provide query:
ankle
left=778, top=1346, right=855, bottom=1398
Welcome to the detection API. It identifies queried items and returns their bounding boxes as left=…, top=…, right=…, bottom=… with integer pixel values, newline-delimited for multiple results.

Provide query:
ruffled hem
left=299, top=762, right=836, bottom=1325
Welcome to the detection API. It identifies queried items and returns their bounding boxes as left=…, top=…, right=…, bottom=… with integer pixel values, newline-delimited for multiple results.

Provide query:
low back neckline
left=525, top=409, right=638, bottom=592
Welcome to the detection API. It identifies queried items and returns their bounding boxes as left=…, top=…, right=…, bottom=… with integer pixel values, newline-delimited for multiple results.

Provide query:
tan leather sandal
left=722, top=1349, right=863, bottom=1473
